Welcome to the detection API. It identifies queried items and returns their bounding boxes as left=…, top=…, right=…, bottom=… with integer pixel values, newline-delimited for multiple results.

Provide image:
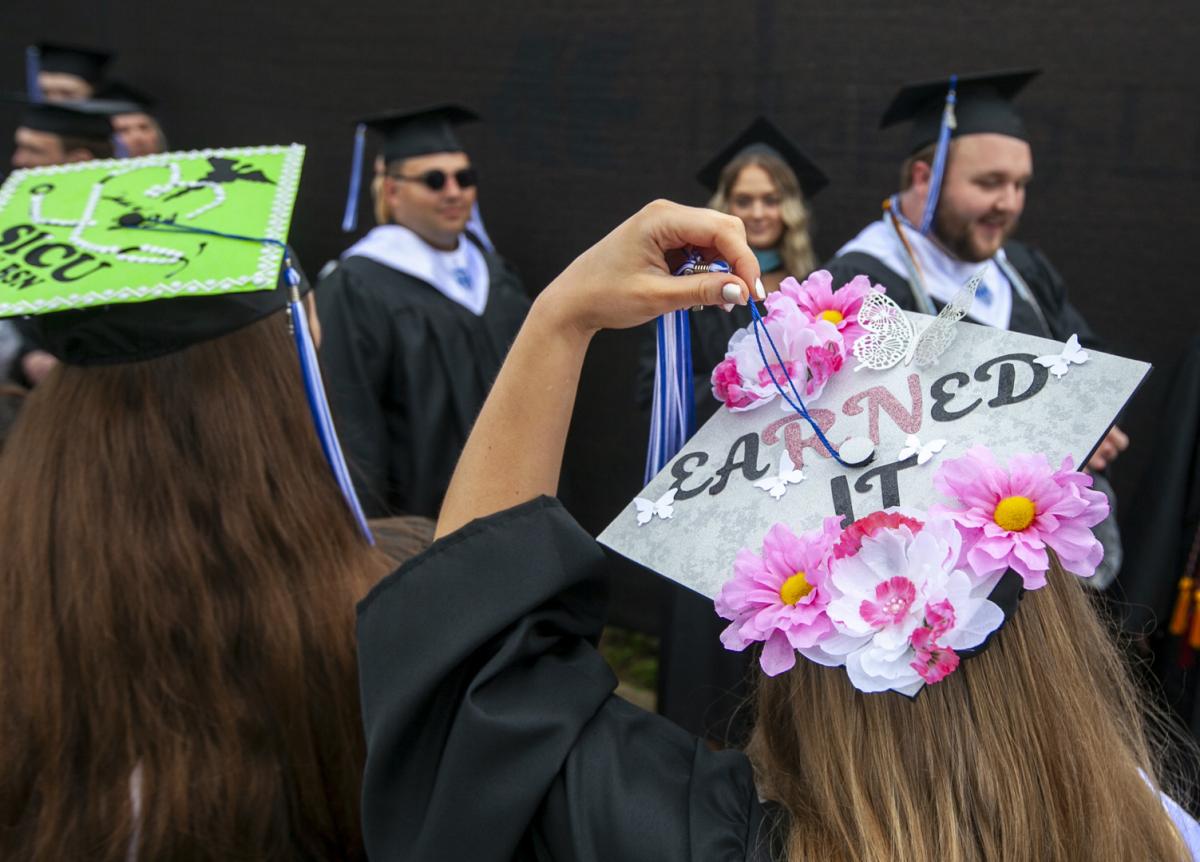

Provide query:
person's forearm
left=436, top=294, right=591, bottom=538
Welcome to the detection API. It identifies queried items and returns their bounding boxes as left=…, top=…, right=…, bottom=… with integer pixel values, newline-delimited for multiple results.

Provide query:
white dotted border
left=0, top=143, right=306, bottom=317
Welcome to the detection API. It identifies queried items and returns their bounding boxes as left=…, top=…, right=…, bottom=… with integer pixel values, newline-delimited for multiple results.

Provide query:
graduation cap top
left=34, top=42, right=113, bottom=84
left=600, top=275, right=1149, bottom=696
left=0, top=145, right=307, bottom=363
left=95, top=80, right=156, bottom=113
left=14, top=98, right=117, bottom=140
left=881, top=68, right=1041, bottom=154
left=359, top=103, right=479, bottom=165
left=696, top=116, right=829, bottom=199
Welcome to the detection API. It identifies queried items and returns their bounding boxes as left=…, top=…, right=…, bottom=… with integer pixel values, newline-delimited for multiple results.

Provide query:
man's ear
left=909, top=158, right=933, bottom=194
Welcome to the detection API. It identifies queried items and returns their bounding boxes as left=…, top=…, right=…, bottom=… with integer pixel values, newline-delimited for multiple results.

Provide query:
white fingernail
left=721, top=283, right=742, bottom=304
left=721, top=303, right=734, bottom=312
left=753, top=277, right=766, bottom=300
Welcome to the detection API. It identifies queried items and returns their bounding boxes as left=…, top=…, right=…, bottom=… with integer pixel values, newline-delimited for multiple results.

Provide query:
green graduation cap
left=0, top=145, right=305, bottom=360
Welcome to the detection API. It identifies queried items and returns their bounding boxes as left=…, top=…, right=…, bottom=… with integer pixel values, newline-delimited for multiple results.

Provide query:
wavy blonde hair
left=747, top=559, right=1194, bottom=861
left=707, top=149, right=817, bottom=279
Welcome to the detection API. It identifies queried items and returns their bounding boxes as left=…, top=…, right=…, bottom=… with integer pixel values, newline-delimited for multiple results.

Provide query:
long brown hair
left=748, top=560, right=1193, bottom=861
left=0, top=311, right=395, bottom=859
left=708, top=148, right=818, bottom=278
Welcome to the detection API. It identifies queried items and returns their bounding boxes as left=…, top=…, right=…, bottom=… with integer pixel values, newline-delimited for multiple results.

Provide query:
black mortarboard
left=15, top=98, right=116, bottom=140
left=95, top=80, right=156, bottom=113
left=34, top=42, right=113, bottom=85
left=696, top=116, right=828, bottom=199
left=881, top=69, right=1041, bottom=154
left=359, top=103, right=479, bottom=164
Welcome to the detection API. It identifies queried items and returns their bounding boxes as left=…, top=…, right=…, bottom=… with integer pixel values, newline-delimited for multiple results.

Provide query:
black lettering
left=668, top=451, right=712, bottom=500
left=930, top=371, right=981, bottom=422
left=708, top=433, right=769, bottom=495
left=974, top=353, right=1049, bottom=407
left=51, top=254, right=112, bottom=283
left=830, top=475, right=855, bottom=527
left=16, top=271, right=41, bottom=289
left=0, top=225, right=50, bottom=253
left=24, top=242, right=79, bottom=268
left=853, top=458, right=921, bottom=509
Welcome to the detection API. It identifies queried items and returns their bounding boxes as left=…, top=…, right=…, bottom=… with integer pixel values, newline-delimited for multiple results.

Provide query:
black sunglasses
left=389, top=167, right=478, bottom=191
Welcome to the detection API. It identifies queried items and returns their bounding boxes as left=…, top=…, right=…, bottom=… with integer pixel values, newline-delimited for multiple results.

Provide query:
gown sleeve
left=315, top=263, right=397, bottom=517
left=356, top=496, right=775, bottom=862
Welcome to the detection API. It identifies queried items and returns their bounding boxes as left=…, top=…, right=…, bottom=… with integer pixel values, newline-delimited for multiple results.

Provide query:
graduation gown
left=316, top=252, right=529, bottom=519
left=824, top=240, right=1105, bottom=350
left=356, top=497, right=778, bottom=861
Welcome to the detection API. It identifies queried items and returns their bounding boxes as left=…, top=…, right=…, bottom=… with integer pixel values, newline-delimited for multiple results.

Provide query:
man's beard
left=932, top=207, right=1017, bottom=263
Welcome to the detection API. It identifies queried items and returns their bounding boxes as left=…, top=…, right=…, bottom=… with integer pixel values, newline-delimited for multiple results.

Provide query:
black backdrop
left=6, top=2, right=1200, bottom=631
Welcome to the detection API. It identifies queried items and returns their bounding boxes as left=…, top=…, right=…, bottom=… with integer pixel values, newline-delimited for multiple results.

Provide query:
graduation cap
left=881, top=69, right=1040, bottom=236
left=13, top=98, right=117, bottom=141
left=32, top=42, right=113, bottom=86
left=0, top=144, right=373, bottom=540
left=341, top=103, right=479, bottom=232
left=601, top=277, right=1148, bottom=696
left=696, top=116, right=828, bottom=199
left=94, top=80, right=157, bottom=114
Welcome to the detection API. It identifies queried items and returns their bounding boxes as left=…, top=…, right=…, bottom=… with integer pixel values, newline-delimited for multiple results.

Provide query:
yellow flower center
left=780, top=572, right=814, bottom=605
left=818, top=309, right=845, bottom=325
left=993, top=495, right=1037, bottom=532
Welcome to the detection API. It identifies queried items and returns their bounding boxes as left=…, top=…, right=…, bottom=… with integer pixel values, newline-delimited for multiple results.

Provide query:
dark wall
left=5, top=2, right=1199, bottom=629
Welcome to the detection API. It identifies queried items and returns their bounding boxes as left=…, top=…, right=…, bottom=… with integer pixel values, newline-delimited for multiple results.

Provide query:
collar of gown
left=342, top=224, right=491, bottom=316
left=835, top=213, right=1015, bottom=330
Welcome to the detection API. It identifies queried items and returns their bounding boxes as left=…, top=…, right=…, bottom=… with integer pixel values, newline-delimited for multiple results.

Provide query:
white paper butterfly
left=753, top=450, right=806, bottom=500
left=896, top=434, right=947, bottom=466
left=633, top=487, right=677, bottom=526
left=1034, top=333, right=1089, bottom=379
left=853, top=270, right=985, bottom=371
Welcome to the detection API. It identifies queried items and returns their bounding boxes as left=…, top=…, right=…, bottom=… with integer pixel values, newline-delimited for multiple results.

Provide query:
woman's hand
left=534, top=199, right=762, bottom=339
left=435, top=200, right=760, bottom=537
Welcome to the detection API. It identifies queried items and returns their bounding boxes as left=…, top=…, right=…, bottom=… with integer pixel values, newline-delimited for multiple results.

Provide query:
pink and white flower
left=710, top=304, right=845, bottom=411
left=714, top=517, right=843, bottom=676
left=819, top=512, right=1005, bottom=694
left=933, top=446, right=1110, bottom=589
left=771, top=270, right=884, bottom=349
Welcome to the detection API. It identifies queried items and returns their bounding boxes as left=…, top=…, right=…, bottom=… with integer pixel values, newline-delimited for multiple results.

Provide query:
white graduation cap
left=600, top=276, right=1149, bottom=695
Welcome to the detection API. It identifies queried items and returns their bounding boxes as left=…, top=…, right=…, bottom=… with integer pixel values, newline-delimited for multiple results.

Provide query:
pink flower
left=834, top=510, right=925, bottom=559
left=923, top=598, right=956, bottom=639
left=859, top=577, right=917, bottom=627
left=715, top=517, right=843, bottom=676
left=909, top=626, right=960, bottom=683
left=710, top=307, right=847, bottom=412
left=711, top=356, right=760, bottom=410
left=774, top=270, right=884, bottom=349
left=933, top=446, right=1110, bottom=589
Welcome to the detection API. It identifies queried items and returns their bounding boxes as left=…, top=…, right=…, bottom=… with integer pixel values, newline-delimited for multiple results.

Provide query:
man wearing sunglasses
left=317, top=104, right=530, bottom=519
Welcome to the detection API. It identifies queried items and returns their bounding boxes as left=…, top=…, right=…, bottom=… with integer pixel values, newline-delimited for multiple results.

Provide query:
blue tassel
left=644, top=309, right=696, bottom=484
left=918, top=74, right=957, bottom=236
left=25, top=46, right=42, bottom=103
left=289, top=287, right=375, bottom=544
left=341, top=123, right=366, bottom=233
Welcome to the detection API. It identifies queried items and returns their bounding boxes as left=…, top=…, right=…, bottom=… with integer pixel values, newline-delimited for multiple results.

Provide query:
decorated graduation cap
left=341, top=103, right=479, bottom=233
left=881, top=68, right=1040, bottom=235
left=696, top=116, right=829, bottom=199
left=13, top=98, right=117, bottom=142
left=0, top=145, right=373, bottom=542
left=604, top=268, right=1149, bottom=696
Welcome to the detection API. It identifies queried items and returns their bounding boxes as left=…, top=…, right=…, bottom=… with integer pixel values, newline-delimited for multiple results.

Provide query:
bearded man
left=825, top=69, right=1127, bottom=473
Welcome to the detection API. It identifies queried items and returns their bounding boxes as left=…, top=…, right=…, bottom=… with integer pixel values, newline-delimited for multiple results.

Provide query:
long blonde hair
left=748, top=560, right=1193, bottom=861
left=708, top=149, right=817, bottom=278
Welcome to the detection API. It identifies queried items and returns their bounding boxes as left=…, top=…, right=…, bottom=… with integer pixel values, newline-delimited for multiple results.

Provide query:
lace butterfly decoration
left=852, top=270, right=986, bottom=371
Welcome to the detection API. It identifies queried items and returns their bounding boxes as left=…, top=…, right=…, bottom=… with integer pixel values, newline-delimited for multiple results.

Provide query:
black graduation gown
left=824, top=240, right=1105, bottom=350
left=316, top=252, right=529, bottom=519
left=356, top=497, right=779, bottom=861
